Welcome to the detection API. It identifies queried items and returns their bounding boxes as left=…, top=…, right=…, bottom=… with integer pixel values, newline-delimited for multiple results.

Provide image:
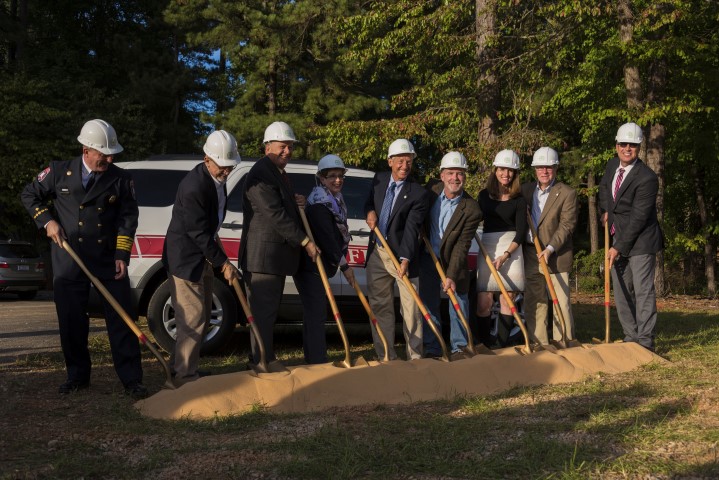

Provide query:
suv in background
left=118, top=156, right=377, bottom=354
left=0, top=239, right=45, bottom=300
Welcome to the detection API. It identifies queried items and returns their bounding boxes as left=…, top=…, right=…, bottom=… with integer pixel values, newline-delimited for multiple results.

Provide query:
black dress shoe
left=423, top=351, right=442, bottom=359
left=59, top=380, right=90, bottom=394
left=125, top=382, right=149, bottom=400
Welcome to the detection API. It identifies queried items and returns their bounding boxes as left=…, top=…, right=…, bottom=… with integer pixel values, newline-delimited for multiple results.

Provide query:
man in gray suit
left=239, top=121, right=319, bottom=366
left=521, top=147, right=578, bottom=345
left=599, top=122, right=664, bottom=352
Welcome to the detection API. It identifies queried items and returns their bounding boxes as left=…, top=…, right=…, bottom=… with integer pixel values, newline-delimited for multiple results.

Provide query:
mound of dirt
left=136, top=342, right=665, bottom=420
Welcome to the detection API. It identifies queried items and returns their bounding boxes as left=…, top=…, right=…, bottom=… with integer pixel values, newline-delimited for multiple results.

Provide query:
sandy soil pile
left=137, top=342, right=665, bottom=420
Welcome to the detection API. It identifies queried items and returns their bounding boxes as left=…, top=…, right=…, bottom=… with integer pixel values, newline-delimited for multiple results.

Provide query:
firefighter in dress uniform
left=20, top=119, right=147, bottom=399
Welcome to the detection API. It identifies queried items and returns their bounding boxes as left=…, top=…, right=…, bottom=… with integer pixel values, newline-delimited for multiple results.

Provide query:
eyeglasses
left=324, top=174, right=345, bottom=181
left=617, top=142, right=640, bottom=148
left=210, top=159, right=235, bottom=173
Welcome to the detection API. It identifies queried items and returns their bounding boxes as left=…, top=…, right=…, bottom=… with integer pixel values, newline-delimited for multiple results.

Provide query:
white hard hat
left=531, top=147, right=559, bottom=167
left=387, top=138, right=416, bottom=159
left=77, top=119, right=123, bottom=155
left=317, top=154, right=346, bottom=173
left=440, top=151, right=468, bottom=170
left=263, top=121, right=297, bottom=144
left=203, top=130, right=241, bottom=167
left=615, top=122, right=643, bottom=144
left=493, top=149, right=520, bottom=170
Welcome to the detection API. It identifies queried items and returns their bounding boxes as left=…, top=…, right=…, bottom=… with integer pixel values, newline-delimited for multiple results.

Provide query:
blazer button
left=97, top=207, right=103, bottom=212
left=97, top=239, right=103, bottom=244
left=78, top=221, right=84, bottom=227
left=78, top=238, right=83, bottom=242
left=79, top=205, right=84, bottom=210
left=97, top=223, right=102, bottom=228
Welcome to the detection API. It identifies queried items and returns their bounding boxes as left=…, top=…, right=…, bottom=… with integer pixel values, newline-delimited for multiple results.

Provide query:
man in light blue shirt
left=419, top=152, right=482, bottom=360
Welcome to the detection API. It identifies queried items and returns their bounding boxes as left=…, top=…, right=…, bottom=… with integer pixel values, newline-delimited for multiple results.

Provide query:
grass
left=1, top=301, right=718, bottom=479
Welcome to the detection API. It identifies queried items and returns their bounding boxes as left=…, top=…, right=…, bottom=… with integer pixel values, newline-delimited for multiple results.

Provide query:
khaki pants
left=366, top=246, right=422, bottom=360
left=523, top=252, right=574, bottom=344
left=169, top=262, right=213, bottom=381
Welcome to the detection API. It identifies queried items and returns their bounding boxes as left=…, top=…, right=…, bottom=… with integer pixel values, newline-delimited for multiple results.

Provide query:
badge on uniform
left=108, top=195, right=117, bottom=204
left=37, top=167, right=50, bottom=182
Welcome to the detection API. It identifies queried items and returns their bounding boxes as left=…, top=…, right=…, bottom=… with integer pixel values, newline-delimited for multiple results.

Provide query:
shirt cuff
left=546, top=245, right=555, bottom=254
left=301, top=236, right=310, bottom=247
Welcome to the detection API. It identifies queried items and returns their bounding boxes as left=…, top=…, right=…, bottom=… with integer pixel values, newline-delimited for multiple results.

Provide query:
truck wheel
left=146, top=278, right=237, bottom=355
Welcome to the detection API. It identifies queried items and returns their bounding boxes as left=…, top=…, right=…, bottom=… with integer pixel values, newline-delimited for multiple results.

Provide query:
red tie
left=610, top=167, right=625, bottom=235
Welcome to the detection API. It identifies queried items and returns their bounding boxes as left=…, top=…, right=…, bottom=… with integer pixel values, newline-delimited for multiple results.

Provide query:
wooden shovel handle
left=474, top=234, right=532, bottom=354
left=372, top=227, right=449, bottom=361
left=526, top=215, right=570, bottom=345
left=421, top=235, right=476, bottom=354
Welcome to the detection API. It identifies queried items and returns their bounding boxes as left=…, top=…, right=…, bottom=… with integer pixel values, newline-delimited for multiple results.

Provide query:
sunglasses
left=617, top=142, right=640, bottom=148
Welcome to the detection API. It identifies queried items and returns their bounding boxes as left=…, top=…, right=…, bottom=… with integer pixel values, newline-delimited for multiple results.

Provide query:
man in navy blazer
left=365, top=139, right=428, bottom=360
left=163, top=130, right=240, bottom=385
left=599, top=122, right=664, bottom=352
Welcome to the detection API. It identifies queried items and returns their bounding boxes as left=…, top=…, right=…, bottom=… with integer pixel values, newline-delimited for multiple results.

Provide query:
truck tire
left=146, top=278, right=238, bottom=355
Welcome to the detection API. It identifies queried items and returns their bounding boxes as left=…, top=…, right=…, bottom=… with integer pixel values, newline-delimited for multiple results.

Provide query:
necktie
left=378, top=182, right=396, bottom=237
left=84, top=172, right=96, bottom=192
left=610, top=167, right=625, bottom=235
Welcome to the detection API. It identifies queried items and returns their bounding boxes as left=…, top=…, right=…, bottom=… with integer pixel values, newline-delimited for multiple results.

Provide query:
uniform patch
left=37, top=167, right=50, bottom=182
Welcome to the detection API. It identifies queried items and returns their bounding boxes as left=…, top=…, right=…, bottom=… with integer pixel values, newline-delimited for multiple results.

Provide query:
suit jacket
left=598, top=157, right=664, bottom=256
left=521, top=181, right=578, bottom=273
left=239, top=156, right=307, bottom=276
left=364, top=171, right=428, bottom=277
left=21, top=157, right=138, bottom=280
left=424, top=181, right=482, bottom=293
left=162, top=162, right=228, bottom=282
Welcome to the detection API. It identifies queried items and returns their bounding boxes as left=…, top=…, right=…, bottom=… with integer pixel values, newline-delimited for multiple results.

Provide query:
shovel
left=527, top=217, right=582, bottom=349
left=61, top=240, right=175, bottom=390
left=372, top=227, right=450, bottom=362
left=593, top=221, right=613, bottom=344
left=231, top=278, right=289, bottom=375
left=421, top=236, right=493, bottom=357
left=352, top=281, right=391, bottom=363
left=299, top=208, right=368, bottom=368
left=474, top=234, right=536, bottom=355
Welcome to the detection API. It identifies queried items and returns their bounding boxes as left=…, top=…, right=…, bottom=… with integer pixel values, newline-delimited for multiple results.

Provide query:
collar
left=535, top=179, right=556, bottom=193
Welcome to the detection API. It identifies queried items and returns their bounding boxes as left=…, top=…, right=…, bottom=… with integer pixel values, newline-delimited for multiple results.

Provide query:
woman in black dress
left=475, top=149, right=527, bottom=347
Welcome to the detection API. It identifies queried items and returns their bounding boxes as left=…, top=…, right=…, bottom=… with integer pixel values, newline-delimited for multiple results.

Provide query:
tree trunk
left=692, top=162, right=717, bottom=297
left=587, top=171, right=599, bottom=254
left=267, top=57, right=277, bottom=116
left=617, top=0, right=642, bottom=111
left=475, top=0, right=498, bottom=143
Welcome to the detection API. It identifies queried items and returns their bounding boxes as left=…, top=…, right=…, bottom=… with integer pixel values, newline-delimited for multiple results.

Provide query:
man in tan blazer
left=521, top=147, right=578, bottom=345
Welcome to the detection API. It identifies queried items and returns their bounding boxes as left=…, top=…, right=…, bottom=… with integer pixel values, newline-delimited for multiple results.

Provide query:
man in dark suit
left=21, top=119, right=147, bottom=398
left=239, top=121, right=319, bottom=366
left=163, top=130, right=240, bottom=386
left=365, top=138, right=428, bottom=360
left=419, top=152, right=481, bottom=360
left=599, top=122, right=664, bottom=351
left=521, top=147, right=578, bottom=345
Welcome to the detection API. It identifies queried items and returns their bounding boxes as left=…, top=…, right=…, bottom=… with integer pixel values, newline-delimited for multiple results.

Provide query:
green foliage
left=573, top=249, right=605, bottom=293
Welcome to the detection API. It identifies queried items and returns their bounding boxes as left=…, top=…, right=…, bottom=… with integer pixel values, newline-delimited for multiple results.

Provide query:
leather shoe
left=423, top=351, right=442, bottom=360
left=450, top=351, right=471, bottom=362
left=59, top=380, right=89, bottom=394
left=125, top=382, right=149, bottom=400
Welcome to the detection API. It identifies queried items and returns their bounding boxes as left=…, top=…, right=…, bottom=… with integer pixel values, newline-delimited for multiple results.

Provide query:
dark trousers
left=294, top=265, right=328, bottom=364
left=244, top=271, right=285, bottom=363
left=53, top=276, right=142, bottom=387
